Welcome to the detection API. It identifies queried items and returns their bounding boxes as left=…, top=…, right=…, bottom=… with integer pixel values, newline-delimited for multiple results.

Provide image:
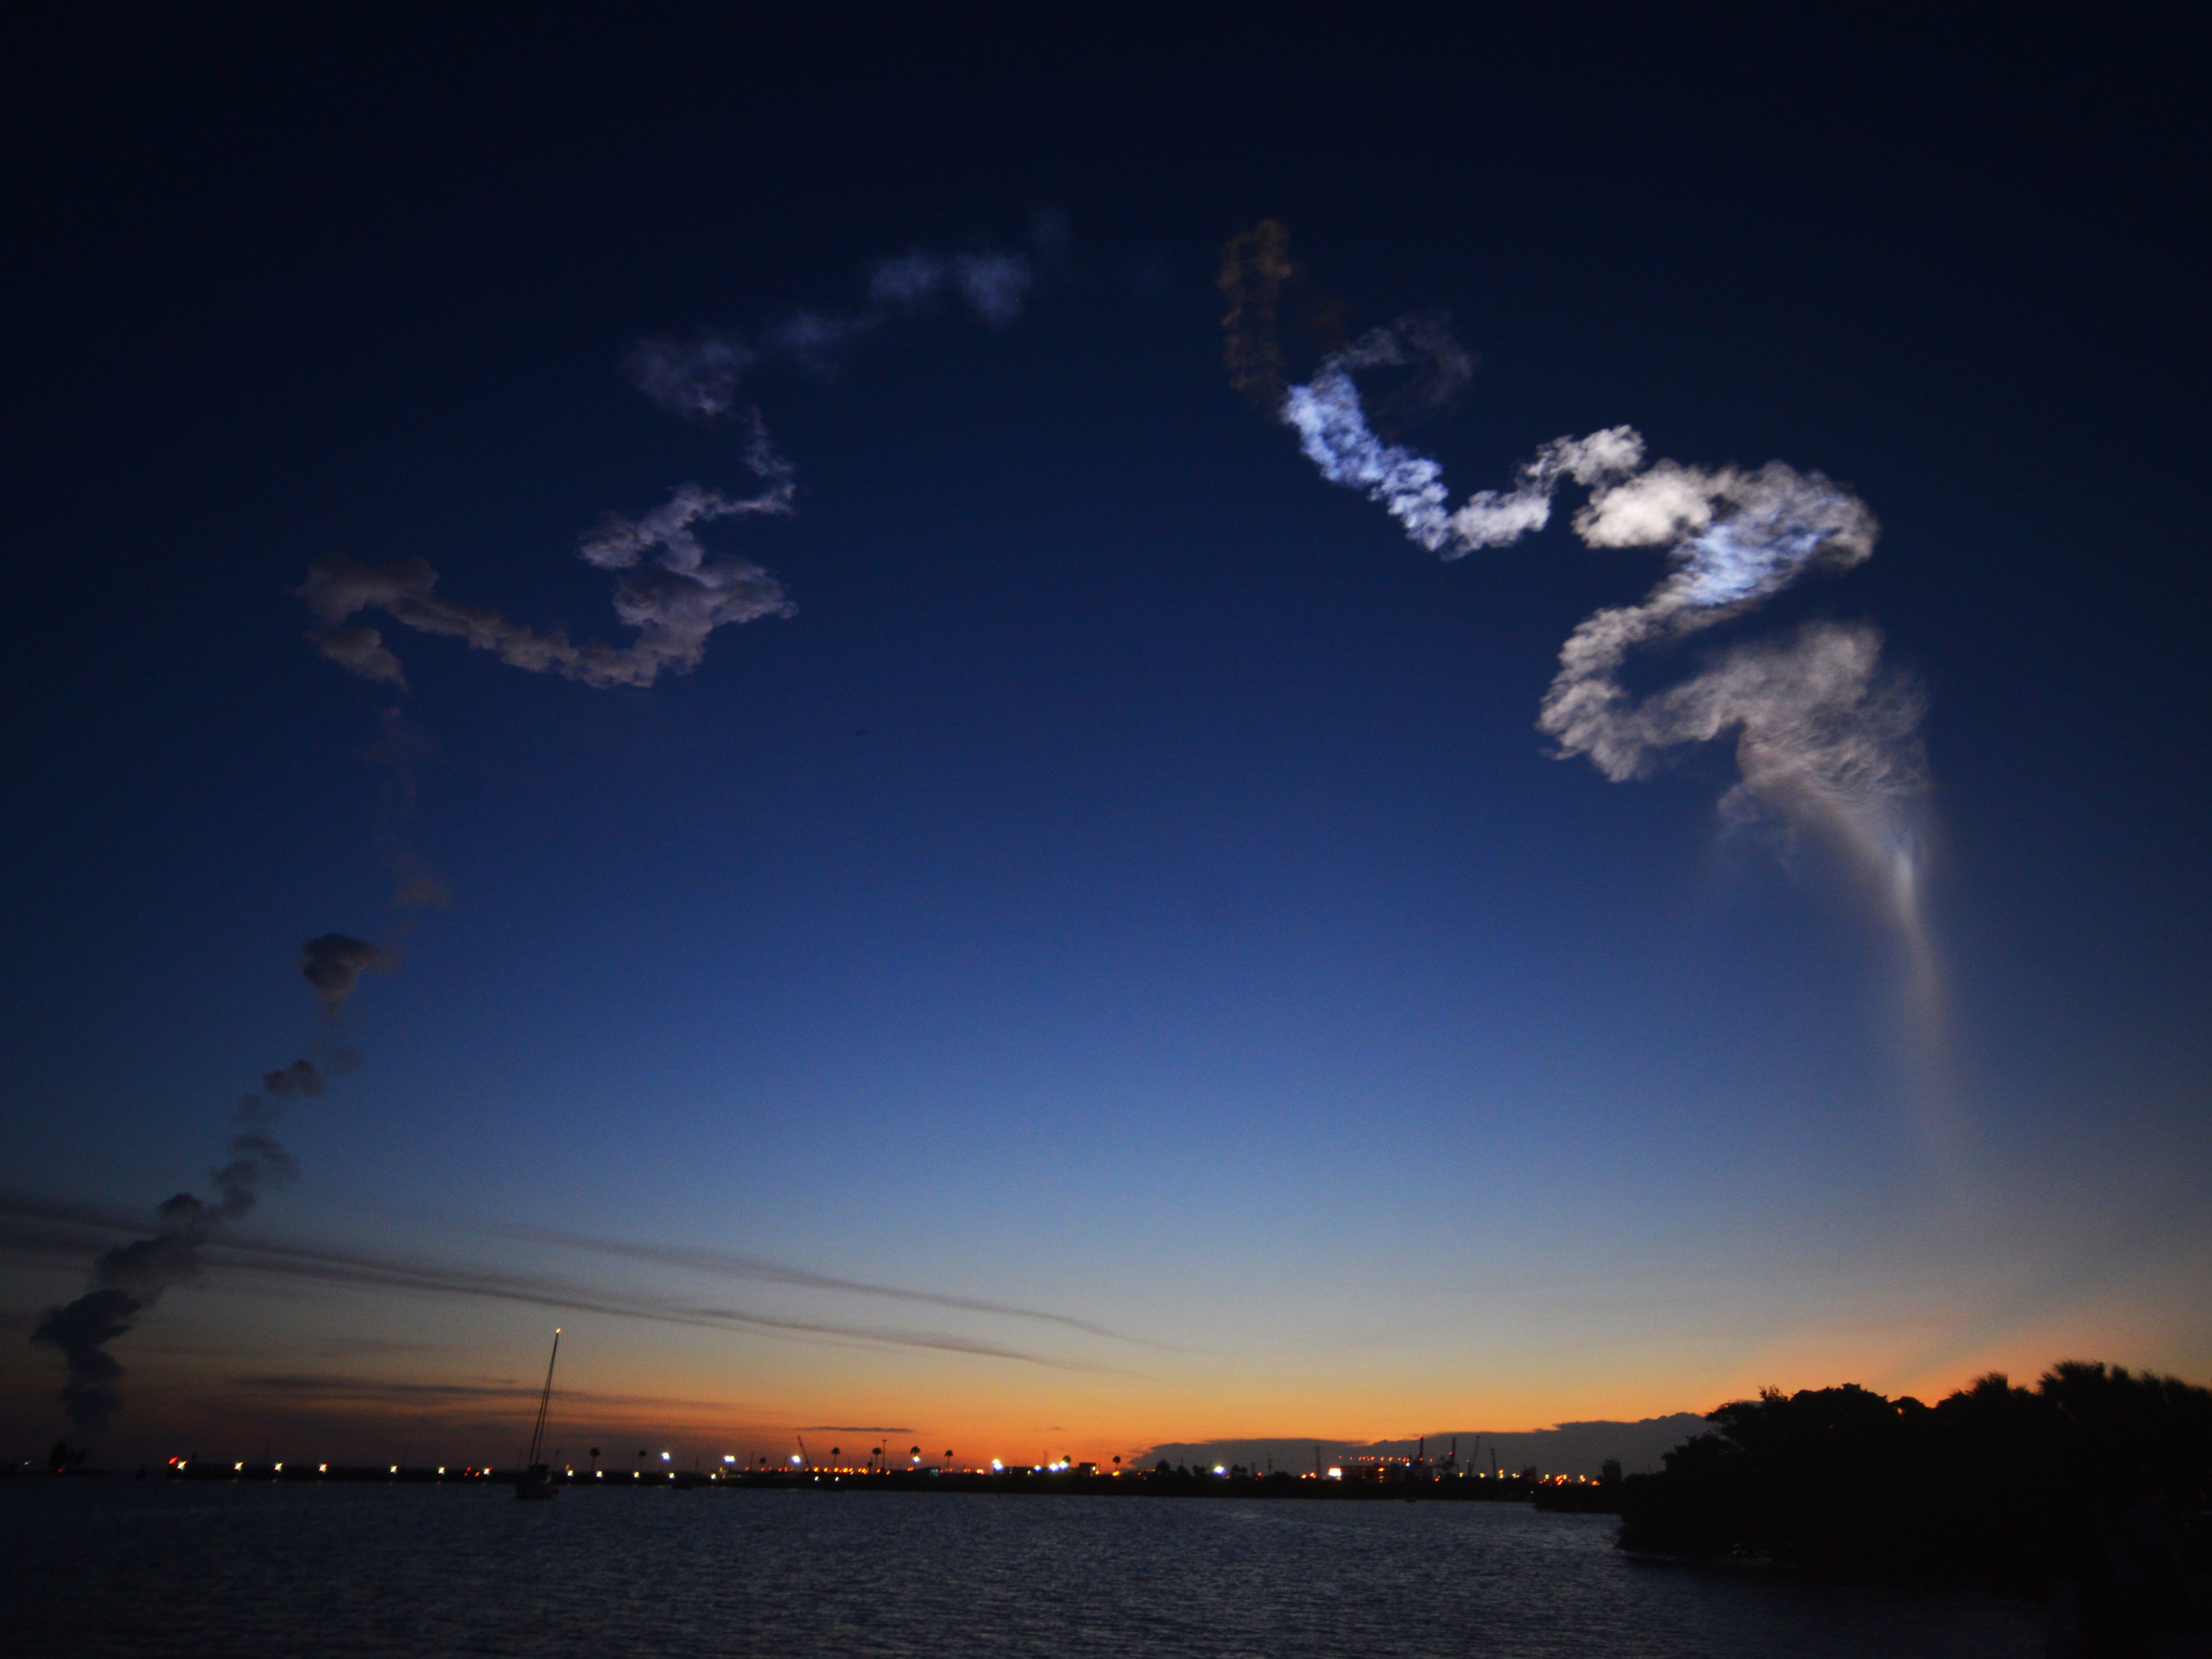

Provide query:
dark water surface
left=2, top=1481, right=2043, bottom=1657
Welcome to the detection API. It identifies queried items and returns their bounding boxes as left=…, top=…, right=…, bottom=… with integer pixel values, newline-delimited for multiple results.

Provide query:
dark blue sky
left=3, top=8, right=2207, bottom=1461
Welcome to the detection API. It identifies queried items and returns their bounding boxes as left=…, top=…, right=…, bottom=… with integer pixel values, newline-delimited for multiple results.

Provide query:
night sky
left=3, top=7, right=2207, bottom=1471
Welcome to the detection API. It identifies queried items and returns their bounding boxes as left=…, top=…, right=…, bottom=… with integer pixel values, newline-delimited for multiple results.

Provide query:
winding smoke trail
left=296, top=414, right=796, bottom=692
left=300, top=239, right=1039, bottom=693
left=1227, top=222, right=1935, bottom=998
left=29, top=937, right=384, bottom=1433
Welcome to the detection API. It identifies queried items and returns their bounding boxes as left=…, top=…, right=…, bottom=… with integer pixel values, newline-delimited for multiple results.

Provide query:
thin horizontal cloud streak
left=472, top=1221, right=1174, bottom=1349
left=1, top=1197, right=1121, bottom=1375
left=230, top=1372, right=761, bottom=1415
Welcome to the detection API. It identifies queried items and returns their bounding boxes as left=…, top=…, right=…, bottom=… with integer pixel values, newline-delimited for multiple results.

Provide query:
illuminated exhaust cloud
left=1228, top=223, right=1928, bottom=896
left=28, top=941, right=381, bottom=1432
left=297, top=415, right=796, bottom=693
left=302, top=238, right=1041, bottom=693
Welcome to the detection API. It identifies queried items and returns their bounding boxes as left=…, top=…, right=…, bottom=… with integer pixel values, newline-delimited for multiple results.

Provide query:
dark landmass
left=1142, top=1417, right=1706, bottom=1482
left=8, top=1452, right=1622, bottom=1503
left=115, top=1460, right=1572, bottom=1500
left=1618, top=1361, right=2212, bottom=1652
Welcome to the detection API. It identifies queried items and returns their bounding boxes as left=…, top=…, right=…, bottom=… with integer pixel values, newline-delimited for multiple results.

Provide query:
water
left=1, top=1482, right=2045, bottom=1657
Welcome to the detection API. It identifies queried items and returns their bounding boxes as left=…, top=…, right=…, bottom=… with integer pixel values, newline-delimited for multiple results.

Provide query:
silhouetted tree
left=1618, top=1361, right=2212, bottom=1647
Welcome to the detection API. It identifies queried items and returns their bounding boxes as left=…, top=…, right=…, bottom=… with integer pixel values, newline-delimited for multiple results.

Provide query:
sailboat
left=513, top=1328, right=562, bottom=1500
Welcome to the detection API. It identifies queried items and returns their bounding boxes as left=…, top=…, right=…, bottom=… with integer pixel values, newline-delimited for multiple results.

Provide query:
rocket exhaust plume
left=1228, top=226, right=1928, bottom=887
left=1231, top=226, right=1940, bottom=1090
left=29, top=938, right=380, bottom=1433
left=297, top=414, right=796, bottom=692
left=303, top=234, right=1044, bottom=693
left=300, top=933, right=389, bottom=1013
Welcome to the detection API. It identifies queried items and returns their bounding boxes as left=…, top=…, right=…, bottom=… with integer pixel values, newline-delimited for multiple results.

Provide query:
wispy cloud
left=3, top=1196, right=1124, bottom=1375
left=298, top=416, right=795, bottom=693
left=467, top=1220, right=1175, bottom=1349
left=228, top=1372, right=758, bottom=1416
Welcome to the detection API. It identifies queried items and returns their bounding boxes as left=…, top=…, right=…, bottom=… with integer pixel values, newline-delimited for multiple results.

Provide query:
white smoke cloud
left=299, top=417, right=796, bottom=692
left=1283, top=322, right=1641, bottom=558
left=1535, top=462, right=1888, bottom=818
left=1452, top=428, right=1649, bottom=552
left=1549, top=619, right=1926, bottom=852
left=1277, top=319, right=1925, bottom=884
left=1284, top=363, right=1455, bottom=549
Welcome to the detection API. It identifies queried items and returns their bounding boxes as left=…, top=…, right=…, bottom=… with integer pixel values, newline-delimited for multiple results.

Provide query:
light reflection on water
left=2, top=1482, right=2043, bottom=1657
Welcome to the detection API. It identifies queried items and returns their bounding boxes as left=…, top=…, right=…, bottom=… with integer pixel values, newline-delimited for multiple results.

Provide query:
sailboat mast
left=526, top=1329, right=560, bottom=1467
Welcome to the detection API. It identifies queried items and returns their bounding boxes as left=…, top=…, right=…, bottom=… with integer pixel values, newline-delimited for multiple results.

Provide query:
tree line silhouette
left=1618, top=1361, right=2212, bottom=1652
